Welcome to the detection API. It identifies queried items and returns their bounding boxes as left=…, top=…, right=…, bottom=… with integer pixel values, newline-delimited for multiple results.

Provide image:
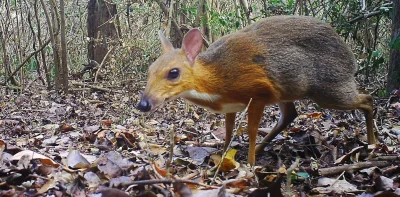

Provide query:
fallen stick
left=319, top=161, right=390, bottom=176
left=71, top=81, right=121, bottom=93
left=127, top=178, right=217, bottom=189
left=371, top=155, right=400, bottom=161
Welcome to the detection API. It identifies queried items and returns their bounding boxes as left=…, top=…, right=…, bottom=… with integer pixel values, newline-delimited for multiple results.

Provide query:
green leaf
left=288, top=0, right=295, bottom=8
left=29, top=59, right=37, bottom=70
left=376, top=89, right=386, bottom=97
left=218, top=18, right=227, bottom=26
left=372, top=50, right=380, bottom=57
left=235, top=21, right=240, bottom=28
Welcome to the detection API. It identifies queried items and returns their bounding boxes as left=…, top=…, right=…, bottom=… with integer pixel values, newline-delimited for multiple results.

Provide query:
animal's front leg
left=247, top=101, right=266, bottom=166
left=223, top=113, right=236, bottom=151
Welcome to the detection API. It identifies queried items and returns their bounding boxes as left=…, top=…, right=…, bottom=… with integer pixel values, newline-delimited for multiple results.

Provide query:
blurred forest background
left=0, top=0, right=398, bottom=97
left=0, top=1, right=399, bottom=195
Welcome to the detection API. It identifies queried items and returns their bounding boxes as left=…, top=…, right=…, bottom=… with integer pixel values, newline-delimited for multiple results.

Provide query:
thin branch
left=94, top=46, right=115, bottom=83
left=33, top=0, right=48, bottom=87
left=3, top=0, right=60, bottom=86
left=154, top=0, right=183, bottom=40
left=239, top=0, right=252, bottom=24
left=286, top=157, right=300, bottom=197
left=3, top=38, right=51, bottom=85
left=349, top=10, right=383, bottom=24
left=165, top=0, right=175, bottom=38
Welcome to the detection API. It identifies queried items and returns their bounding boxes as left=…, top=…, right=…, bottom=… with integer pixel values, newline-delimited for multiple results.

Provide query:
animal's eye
left=167, top=68, right=180, bottom=80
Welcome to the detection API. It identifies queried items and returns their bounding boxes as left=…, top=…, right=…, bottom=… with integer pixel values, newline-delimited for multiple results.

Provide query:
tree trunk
left=49, top=0, right=62, bottom=90
left=387, top=0, right=400, bottom=95
left=59, top=0, right=68, bottom=92
left=33, top=0, right=48, bottom=87
left=239, top=0, right=251, bottom=25
left=196, top=0, right=210, bottom=43
left=41, top=0, right=59, bottom=90
left=154, top=0, right=183, bottom=47
left=234, top=0, right=243, bottom=28
left=87, top=0, right=120, bottom=81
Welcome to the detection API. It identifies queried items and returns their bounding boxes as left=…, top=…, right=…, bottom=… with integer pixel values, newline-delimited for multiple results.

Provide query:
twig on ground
left=126, top=178, right=218, bottom=189
left=166, top=126, right=175, bottom=179
left=29, top=174, right=52, bottom=181
left=69, top=88, right=91, bottom=92
left=329, top=170, right=346, bottom=191
left=318, top=161, right=390, bottom=176
left=20, top=109, right=47, bottom=112
left=371, top=155, right=400, bottom=161
left=373, top=119, right=379, bottom=135
left=183, top=141, right=225, bottom=147
left=71, top=81, right=121, bottom=93
left=99, top=106, right=111, bottom=123
left=286, top=157, right=300, bottom=197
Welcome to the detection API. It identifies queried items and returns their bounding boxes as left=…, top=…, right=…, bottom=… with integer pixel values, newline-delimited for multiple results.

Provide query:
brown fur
left=139, top=15, right=376, bottom=166
left=198, top=16, right=356, bottom=104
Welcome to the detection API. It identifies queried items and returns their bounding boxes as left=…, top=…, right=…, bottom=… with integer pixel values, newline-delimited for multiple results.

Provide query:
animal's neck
left=180, top=59, right=223, bottom=102
left=192, top=60, right=221, bottom=95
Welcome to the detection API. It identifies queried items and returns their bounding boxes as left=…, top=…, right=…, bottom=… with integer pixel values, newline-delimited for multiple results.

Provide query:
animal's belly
left=215, top=103, right=247, bottom=113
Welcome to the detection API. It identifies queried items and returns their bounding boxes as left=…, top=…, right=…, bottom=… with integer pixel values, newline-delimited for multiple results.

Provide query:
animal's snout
left=137, top=98, right=152, bottom=112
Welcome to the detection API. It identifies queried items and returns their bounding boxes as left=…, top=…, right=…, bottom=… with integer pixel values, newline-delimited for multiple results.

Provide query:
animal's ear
left=159, top=30, right=174, bottom=53
left=182, top=28, right=203, bottom=64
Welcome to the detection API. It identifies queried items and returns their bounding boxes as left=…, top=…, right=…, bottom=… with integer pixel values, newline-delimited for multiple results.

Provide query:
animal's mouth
left=148, top=98, right=168, bottom=112
left=145, top=96, right=176, bottom=113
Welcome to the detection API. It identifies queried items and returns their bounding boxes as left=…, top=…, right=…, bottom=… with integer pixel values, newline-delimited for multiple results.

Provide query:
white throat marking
left=179, top=89, right=221, bottom=102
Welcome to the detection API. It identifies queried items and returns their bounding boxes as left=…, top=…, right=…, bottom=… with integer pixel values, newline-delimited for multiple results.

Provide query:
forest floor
left=0, top=83, right=400, bottom=197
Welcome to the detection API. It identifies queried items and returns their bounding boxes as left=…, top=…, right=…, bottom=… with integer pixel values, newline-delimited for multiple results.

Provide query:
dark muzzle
left=137, top=98, right=152, bottom=112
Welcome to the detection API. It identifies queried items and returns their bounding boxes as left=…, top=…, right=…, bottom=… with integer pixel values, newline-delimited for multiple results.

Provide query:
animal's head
left=137, top=29, right=204, bottom=112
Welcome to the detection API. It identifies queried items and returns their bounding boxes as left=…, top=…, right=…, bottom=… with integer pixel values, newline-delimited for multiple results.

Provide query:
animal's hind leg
left=313, top=92, right=376, bottom=144
left=355, top=94, right=376, bottom=144
left=255, top=102, right=297, bottom=153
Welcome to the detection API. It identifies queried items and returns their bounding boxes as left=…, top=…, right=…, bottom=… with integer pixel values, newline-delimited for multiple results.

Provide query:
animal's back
left=199, top=16, right=357, bottom=103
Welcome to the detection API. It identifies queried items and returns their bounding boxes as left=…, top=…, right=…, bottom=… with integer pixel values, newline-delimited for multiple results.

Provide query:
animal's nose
left=137, top=98, right=152, bottom=112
